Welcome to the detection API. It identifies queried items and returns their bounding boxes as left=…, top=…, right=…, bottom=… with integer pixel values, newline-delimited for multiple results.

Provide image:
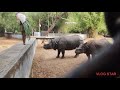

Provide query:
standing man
left=16, top=12, right=31, bottom=45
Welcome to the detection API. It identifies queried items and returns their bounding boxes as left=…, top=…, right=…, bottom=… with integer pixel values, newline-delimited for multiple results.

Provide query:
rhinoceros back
left=58, top=35, right=83, bottom=50
left=88, top=39, right=111, bottom=54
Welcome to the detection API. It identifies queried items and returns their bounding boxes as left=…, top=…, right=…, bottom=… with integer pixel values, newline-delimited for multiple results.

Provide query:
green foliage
left=0, top=12, right=107, bottom=36
left=0, top=12, right=19, bottom=33
left=60, top=12, right=107, bottom=36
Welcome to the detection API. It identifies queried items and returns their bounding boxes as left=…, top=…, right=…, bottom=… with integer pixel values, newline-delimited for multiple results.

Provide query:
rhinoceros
left=43, top=35, right=84, bottom=59
left=75, top=39, right=112, bottom=60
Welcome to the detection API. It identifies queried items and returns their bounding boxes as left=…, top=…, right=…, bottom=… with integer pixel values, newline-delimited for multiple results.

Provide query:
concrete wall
left=34, top=32, right=41, bottom=36
left=12, top=34, right=22, bottom=39
left=48, top=33, right=87, bottom=40
left=0, top=38, right=37, bottom=78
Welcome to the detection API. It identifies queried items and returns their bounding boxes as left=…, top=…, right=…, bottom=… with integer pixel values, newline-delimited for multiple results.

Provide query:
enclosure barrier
left=0, top=38, right=37, bottom=78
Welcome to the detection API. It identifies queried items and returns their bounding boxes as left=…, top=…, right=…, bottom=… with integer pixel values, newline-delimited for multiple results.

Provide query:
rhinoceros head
left=43, top=39, right=58, bottom=50
left=75, top=43, right=87, bottom=54
left=43, top=43, right=52, bottom=49
left=43, top=40, right=53, bottom=49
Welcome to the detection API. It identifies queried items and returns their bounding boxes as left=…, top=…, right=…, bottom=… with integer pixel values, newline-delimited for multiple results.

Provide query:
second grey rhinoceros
left=75, top=39, right=112, bottom=60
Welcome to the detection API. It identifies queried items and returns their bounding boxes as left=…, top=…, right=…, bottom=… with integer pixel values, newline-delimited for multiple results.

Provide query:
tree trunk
left=45, top=12, right=68, bottom=36
left=87, top=27, right=97, bottom=38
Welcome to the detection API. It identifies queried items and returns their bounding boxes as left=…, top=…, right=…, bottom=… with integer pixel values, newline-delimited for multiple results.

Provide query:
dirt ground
left=31, top=36, right=113, bottom=78
left=31, top=40, right=88, bottom=78
left=0, top=37, right=22, bottom=52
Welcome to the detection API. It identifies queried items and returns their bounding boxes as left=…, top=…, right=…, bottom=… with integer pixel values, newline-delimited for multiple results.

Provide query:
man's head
left=15, top=12, right=26, bottom=23
left=16, top=12, right=21, bottom=20
left=16, top=12, right=19, bottom=16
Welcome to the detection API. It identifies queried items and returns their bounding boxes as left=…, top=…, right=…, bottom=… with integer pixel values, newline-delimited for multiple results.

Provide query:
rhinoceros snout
left=75, top=49, right=81, bottom=54
left=43, top=44, right=52, bottom=49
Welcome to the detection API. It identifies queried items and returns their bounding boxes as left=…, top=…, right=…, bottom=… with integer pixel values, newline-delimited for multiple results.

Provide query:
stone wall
left=0, top=38, right=37, bottom=78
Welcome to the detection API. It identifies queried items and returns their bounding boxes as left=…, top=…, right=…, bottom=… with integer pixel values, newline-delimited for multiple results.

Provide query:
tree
left=60, top=12, right=107, bottom=37
left=0, top=12, right=107, bottom=38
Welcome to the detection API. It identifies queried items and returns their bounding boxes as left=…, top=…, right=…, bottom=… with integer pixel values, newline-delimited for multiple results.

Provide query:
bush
left=61, top=12, right=106, bottom=38
left=69, top=29, right=81, bottom=33
left=98, top=29, right=108, bottom=36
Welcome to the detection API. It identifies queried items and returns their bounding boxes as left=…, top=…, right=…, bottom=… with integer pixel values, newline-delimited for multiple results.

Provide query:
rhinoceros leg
left=56, top=49, right=60, bottom=58
left=61, top=49, right=65, bottom=59
left=86, top=53, right=91, bottom=60
left=74, top=54, right=79, bottom=58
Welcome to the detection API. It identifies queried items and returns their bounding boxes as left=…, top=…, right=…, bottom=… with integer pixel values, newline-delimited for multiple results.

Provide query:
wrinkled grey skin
left=75, top=39, right=112, bottom=60
left=43, top=35, right=84, bottom=59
